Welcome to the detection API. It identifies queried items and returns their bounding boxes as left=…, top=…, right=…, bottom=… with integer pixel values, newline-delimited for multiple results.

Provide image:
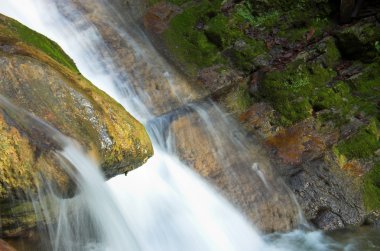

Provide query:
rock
left=280, top=156, right=366, bottom=230
left=67, top=0, right=202, bottom=116
left=0, top=14, right=153, bottom=237
left=0, top=240, right=16, bottom=251
left=197, top=65, right=244, bottom=97
left=365, top=211, right=380, bottom=226
left=264, top=118, right=366, bottom=230
left=335, top=17, right=380, bottom=60
left=312, top=210, right=344, bottom=230
left=266, top=119, right=338, bottom=165
left=113, top=0, right=149, bottom=21
left=342, top=160, right=367, bottom=176
left=144, top=2, right=181, bottom=34
left=169, top=108, right=300, bottom=232
left=239, top=102, right=276, bottom=137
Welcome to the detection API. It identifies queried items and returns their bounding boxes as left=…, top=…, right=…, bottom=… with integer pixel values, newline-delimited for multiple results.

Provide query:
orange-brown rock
left=266, top=120, right=338, bottom=165
left=170, top=108, right=299, bottom=232
left=0, top=240, right=16, bottom=251
left=144, top=2, right=181, bottom=34
left=240, top=103, right=275, bottom=137
left=342, top=160, right=366, bottom=177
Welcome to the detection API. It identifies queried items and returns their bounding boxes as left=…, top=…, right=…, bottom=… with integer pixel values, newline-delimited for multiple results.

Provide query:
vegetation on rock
left=0, top=15, right=78, bottom=72
left=144, top=0, right=380, bottom=227
left=0, top=14, right=153, bottom=237
left=364, top=162, right=380, bottom=211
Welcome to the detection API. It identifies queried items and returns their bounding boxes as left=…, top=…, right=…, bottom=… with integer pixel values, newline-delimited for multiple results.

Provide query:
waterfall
left=0, top=95, right=269, bottom=251
left=0, top=1, right=345, bottom=250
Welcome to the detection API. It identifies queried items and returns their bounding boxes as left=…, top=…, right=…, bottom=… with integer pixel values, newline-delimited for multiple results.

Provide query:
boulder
left=0, top=14, right=153, bottom=237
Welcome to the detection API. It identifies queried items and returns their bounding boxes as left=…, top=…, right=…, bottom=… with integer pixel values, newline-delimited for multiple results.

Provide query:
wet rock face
left=282, top=157, right=365, bottom=231
left=50, top=0, right=302, bottom=233
left=169, top=107, right=300, bottom=232
left=66, top=0, right=203, bottom=116
left=0, top=14, right=153, bottom=237
left=264, top=115, right=366, bottom=230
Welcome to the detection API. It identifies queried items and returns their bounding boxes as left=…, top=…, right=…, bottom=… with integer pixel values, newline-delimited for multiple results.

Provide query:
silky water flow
left=0, top=1, right=362, bottom=250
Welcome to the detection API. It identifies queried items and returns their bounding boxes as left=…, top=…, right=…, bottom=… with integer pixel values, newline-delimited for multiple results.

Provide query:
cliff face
left=0, top=14, right=153, bottom=237
left=141, top=0, right=380, bottom=230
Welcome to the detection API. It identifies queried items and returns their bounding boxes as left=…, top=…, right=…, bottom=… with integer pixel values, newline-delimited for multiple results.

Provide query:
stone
left=266, top=119, right=338, bottom=165
left=279, top=156, right=366, bottom=230
left=335, top=16, right=380, bottom=60
left=0, top=240, right=16, bottom=251
left=144, top=2, right=181, bottom=34
left=67, top=0, right=202, bottom=116
left=197, top=66, right=244, bottom=97
left=239, top=102, right=276, bottom=137
left=169, top=108, right=300, bottom=232
left=0, top=14, right=153, bottom=237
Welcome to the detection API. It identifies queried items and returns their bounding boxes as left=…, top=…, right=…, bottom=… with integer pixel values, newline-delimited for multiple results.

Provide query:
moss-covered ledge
left=0, top=14, right=153, bottom=236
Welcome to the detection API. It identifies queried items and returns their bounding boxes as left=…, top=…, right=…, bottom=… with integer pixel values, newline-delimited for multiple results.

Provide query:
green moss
left=206, top=14, right=235, bottom=48
left=258, top=61, right=337, bottom=126
left=163, top=1, right=224, bottom=75
left=228, top=41, right=267, bottom=71
left=233, top=2, right=255, bottom=25
left=0, top=15, right=78, bottom=72
left=230, top=1, right=280, bottom=28
left=161, top=0, right=272, bottom=74
left=323, top=37, right=341, bottom=67
left=224, top=85, right=252, bottom=114
left=247, top=0, right=331, bottom=15
left=251, top=11, right=280, bottom=28
left=363, top=162, right=380, bottom=211
left=348, top=62, right=380, bottom=118
left=148, top=0, right=189, bottom=6
left=335, top=120, right=380, bottom=160
left=336, top=21, right=380, bottom=60
left=206, top=12, right=268, bottom=71
left=278, top=16, right=331, bottom=43
left=376, top=41, right=380, bottom=54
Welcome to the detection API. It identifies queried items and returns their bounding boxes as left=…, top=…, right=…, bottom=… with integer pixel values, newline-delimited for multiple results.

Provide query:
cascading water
left=0, top=95, right=140, bottom=251
left=0, top=1, right=365, bottom=251
left=0, top=94, right=272, bottom=251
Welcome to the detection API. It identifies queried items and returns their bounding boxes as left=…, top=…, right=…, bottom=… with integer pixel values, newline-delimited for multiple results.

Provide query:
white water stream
left=0, top=1, right=349, bottom=250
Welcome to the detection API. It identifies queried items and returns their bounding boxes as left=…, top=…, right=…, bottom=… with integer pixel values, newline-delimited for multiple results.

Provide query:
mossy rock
left=334, top=119, right=379, bottom=160
left=0, top=14, right=153, bottom=236
left=257, top=58, right=340, bottom=126
left=149, top=0, right=335, bottom=78
left=0, top=14, right=78, bottom=72
left=364, top=162, right=380, bottom=211
left=336, top=18, right=380, bottom=60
